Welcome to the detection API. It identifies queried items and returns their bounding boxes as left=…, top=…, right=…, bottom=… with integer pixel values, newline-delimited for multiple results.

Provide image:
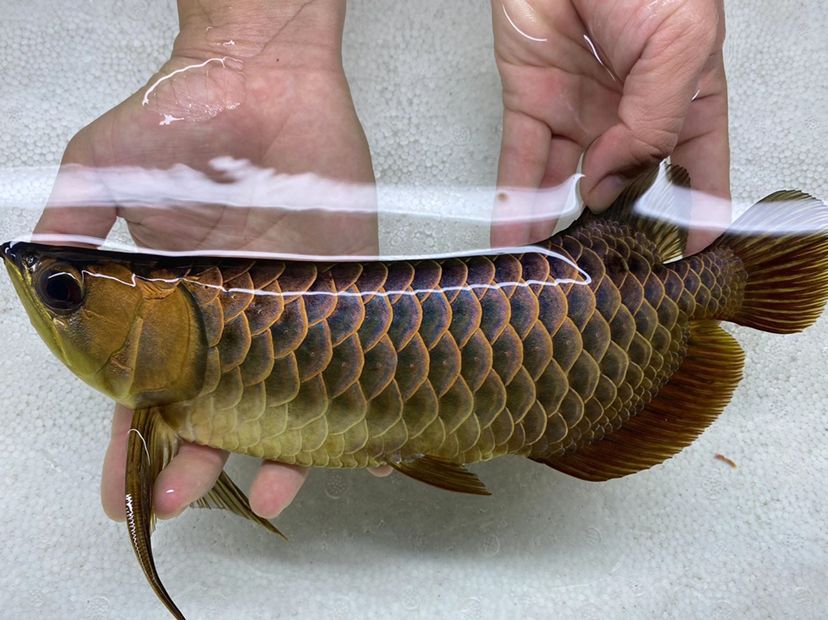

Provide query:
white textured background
left=1, top=1, right=827, bottom=618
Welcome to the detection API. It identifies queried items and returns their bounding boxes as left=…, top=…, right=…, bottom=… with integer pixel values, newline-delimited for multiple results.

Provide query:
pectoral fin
left=389, top=456, right=491, bottom=495
left=193, top=470, right=285, bottom=539
left=125, top=407, right=185, bottom=619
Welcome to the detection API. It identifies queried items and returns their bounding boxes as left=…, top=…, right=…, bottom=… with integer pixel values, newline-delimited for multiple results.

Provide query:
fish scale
left=156, top=217, right=729, bottom=468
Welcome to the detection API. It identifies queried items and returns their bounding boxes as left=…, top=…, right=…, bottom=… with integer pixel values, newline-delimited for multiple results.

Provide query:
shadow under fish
left=3, top=166, right=828, bottom=618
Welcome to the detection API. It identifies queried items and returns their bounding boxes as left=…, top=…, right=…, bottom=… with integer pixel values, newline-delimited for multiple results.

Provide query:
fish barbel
left=4, top=168, right=828, bottom=618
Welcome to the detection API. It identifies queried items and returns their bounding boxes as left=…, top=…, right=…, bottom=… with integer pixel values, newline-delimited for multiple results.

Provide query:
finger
left=529, top=136, right=583, bottom=241
left=153, top=442, right=229, bottom=519
left=248, top=461, right=309, bottom=519
left=34, top=131, right=117, bottom=242
left=581, top=24, right=718, bottom=209
left=369, top=465, right=393, bottom=478
left=100, top=404, right=134, bottom=521
left=492, top=109, right=551, bottom=247
left=671, top=60, right=730, bottom=254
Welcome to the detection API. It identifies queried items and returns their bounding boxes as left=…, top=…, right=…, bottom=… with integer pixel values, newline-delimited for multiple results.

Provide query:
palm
left=40, top=54, right=376, bottom=255
left=496, top=1, right=619, bottom=142
left=492, top=0, right=728, bottom=252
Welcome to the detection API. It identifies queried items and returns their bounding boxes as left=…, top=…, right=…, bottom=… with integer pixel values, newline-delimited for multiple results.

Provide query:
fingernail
left=250, top=499, right=282, bottom=520
left=155, top=487, right=188, bottom=520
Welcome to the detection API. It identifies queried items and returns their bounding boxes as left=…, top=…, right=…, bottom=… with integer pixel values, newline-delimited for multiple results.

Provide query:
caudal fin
left=714, top=191, right=828, bottom=333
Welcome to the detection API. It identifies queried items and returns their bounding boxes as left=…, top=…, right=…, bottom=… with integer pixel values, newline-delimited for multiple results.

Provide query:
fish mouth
left=2, top=241, right=19, bottom=270
left=1, top=241, right=72, bottom=365
left=2, top=241, right=27, bottom=285
left=3, top=241, right=134, bottom=394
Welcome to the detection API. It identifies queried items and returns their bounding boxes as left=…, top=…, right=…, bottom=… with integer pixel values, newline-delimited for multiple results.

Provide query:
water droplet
left=576, top=602, right=603, bottom=620
left=478, top=533, right=501, bottom=557
left=401, top=586, right=419, bottom=611
left=324, top=472, right=351, bottom=499
left=711, top=599, right=736, bottom=619
left=461, top=597, right=484, bottom=617
left=584, top=526, right=603, bottom=547
left=87, top=596, right=111, bottom=619
left=793, top=586, right=812, bottom=606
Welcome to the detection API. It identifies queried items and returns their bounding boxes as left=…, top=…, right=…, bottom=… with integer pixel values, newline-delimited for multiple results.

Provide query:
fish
left=3, top=167, right=828, bottom=618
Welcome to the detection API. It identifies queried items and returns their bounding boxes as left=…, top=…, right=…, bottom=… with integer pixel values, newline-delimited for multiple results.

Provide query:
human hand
left=35, top=0, right=388, bottom=524
left=490, top=0, right=729, bottom=254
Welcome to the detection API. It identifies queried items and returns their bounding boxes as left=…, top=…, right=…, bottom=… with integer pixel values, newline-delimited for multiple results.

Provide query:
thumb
left=581, top=18, right=718, bottom=209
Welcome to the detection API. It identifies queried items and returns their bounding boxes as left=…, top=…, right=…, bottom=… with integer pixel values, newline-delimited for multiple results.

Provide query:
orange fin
left=193, top=470, right=286, bottom=539
left=713, top=190, right=828, bottom=333
left=535, top=321, right=744, bottom=481
left=389, top=456, right=491, bottom=495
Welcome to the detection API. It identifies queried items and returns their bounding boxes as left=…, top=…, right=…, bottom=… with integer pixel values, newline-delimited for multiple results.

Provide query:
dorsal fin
left=389, top=456, right=491, bottom=495
left=533, top=321, right=744, bottom=481
left=587, top=163, right=691, bottom=262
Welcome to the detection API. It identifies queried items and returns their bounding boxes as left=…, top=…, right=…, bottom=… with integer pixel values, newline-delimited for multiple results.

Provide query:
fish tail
left=713, top=191, right=828, bottom=333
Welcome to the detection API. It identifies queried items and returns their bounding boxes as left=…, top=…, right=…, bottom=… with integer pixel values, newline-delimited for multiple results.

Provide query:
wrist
left=174, top=0, right=347, bottom=68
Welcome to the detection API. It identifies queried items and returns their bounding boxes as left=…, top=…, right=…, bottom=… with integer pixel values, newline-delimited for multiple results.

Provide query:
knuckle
left=501, top=142, right=548, bottom=175
left=630, top=128, right=678, bottom=165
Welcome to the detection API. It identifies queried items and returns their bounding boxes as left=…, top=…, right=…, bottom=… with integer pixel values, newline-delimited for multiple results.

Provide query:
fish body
left=4, top=169, right=828, bottom=618
left=164, top=218, right=745, bottom=473
left=55, top=215, right=741, bottom=472
left=4, top=176, right=828, bottom=483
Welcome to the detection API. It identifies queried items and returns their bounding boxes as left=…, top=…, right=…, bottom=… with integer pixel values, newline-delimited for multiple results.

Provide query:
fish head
left=2, top=241, right=206, bottom=407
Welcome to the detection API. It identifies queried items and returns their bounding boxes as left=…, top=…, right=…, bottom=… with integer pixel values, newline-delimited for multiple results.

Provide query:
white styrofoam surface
left=0, top=1, right=826, bottom=618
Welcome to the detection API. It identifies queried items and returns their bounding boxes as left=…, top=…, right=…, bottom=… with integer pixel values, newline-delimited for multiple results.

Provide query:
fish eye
left=35, top=265, right=84, bottom=313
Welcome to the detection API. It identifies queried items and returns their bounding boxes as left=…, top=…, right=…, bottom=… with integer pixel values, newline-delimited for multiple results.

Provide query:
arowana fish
left=3, top=168, right=828, bottom=619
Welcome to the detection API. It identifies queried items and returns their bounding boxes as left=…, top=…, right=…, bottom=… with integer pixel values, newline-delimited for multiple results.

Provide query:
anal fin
left=389, top=456, right=491, bottom=495
left=536, top=321, right=745, bottom=481
left=193, top=470, right=285, bottom=539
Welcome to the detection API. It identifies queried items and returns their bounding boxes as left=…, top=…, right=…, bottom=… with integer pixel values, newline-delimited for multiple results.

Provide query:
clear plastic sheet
left=1, top=1, right=827, bottom=619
